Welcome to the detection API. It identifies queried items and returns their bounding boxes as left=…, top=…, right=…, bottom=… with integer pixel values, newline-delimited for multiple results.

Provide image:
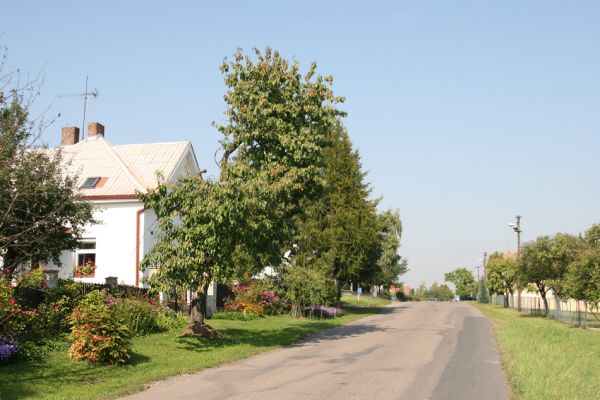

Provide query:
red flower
left=9, top=298, right=15, bottom=305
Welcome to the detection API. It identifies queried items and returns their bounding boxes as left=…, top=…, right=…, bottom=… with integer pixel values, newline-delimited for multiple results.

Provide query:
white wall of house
left=170, top=150, right=199, bottom=180
left=50, top=146, right=199, bottom=287
left=52, top=200, right=149, bottom=286
left=140, top=208, right=158, bottom=287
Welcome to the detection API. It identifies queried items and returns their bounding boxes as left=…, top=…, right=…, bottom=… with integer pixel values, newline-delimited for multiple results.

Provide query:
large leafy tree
left=370, top=210, right=408, bottom=287
left=141, top=48, right=344, bottom=336
left=428, top=282, right=454, bottom=301
left=486, top=252, right=517, bottom=307
left=0, top=71, right=94, bottom=278
left=289, top=123, right=380, bottom=296
left=565, top=224, right=600, bottom=309
left=444, top=267, right=477, bottom=300
left=520, top=234, right=584, bottom=316
left=546, top=233, right=585, bottom=300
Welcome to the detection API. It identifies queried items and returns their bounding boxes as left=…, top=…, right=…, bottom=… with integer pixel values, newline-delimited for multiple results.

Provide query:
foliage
left=428, top=282, right=455, bottom=301
left=17, top=268, right=46, bottom=288
left=477, top=280, right=490, bottom=303
left=518, top=236, right=554, bottom=315
left=111, top=297, right=162, bottom=336
left=291, top=124, right=380, bottom=291
left=563, top=224, right=600, bottom=309
left=211, top=311, right=264, bottom=321
left=0, top=277, right=74, bottom=360
left=444, top=268, right=477, bottom=300
left=583, top=223, right=600, bottom=247
left=486, top=252, right=517, bottom=303
left=68, top=291, right=132, bottom=364
left=283, top=265, right=337, bottom=318
left=0, top=65, right=94, bottom=277
left=564, top=249, right=600, bottom=308
left=43, top=280, right=85, bottom=310
left=519, top=234, right=584, bottom=315
left=545, top=233, right=585, bottom=298
left=223, top=278, right=285, bottom=316
left=155, top=309, right=190, bottom=331
left=141, top=48, right=344, bottom=331
left=371, top=210, right=408, bottom=286
left=0, top=277, right=15, bottom=330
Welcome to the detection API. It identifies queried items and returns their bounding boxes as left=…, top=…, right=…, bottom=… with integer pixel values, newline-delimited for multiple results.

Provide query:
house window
left=74, top=240, right=96, bottom=277
left=81, top=177, right=101, bottom=189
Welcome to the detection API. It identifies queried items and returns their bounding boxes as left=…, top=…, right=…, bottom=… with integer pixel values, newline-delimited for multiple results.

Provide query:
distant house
left=48, top=122, right=200, bottom=287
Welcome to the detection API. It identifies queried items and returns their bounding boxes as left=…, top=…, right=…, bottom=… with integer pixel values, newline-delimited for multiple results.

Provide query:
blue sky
left=2, top=1, right=600, bottom=288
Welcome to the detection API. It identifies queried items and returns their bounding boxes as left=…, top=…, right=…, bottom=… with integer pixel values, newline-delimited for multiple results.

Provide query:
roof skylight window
left=81, top=177, right=101, bottom=189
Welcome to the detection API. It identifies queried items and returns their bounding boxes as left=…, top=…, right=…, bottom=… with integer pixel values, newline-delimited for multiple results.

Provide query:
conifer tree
left=291, top=123, right=380, bottom=296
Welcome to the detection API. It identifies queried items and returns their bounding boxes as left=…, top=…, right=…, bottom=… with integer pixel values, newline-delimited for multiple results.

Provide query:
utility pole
left=475, top=265, right=481, bottom=281
left=508, top=215, right=523, bottom=311
left=482, top=251, right=488, bottom=280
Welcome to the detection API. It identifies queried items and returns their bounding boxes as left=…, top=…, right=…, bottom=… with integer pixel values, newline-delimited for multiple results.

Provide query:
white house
left=49, top=122, right=200, bottom=288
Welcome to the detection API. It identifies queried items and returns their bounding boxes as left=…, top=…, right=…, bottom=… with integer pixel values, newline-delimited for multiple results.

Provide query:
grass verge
left=0, top=307, right=380, bottom=400
left=341, top=293, right=392, bottom=307
left=472, top=303, right=600, bottom=400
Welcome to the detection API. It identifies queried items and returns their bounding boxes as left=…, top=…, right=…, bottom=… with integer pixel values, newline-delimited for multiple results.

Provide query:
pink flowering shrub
left=224, top=279, right=285, bottom=316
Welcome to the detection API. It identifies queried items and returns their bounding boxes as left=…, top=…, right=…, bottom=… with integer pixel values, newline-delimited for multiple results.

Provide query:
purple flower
left=317, top=306, right=337, bottom=317
left=0, top=336, right=19, bottom=361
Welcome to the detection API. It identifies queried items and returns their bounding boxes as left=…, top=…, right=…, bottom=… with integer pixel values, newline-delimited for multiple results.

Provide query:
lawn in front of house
left=473, top=303, right=600, bottom=400
left=0, top=307, right=381, bottom=400
left=341, top=292, right=392, bottom=307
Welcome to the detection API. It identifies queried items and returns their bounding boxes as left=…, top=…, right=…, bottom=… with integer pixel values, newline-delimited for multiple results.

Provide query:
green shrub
left=211, top=311, right=263, bottom=321
left=282, top=266, right=337, bottom=318
left=17, top=269, right=45, bottom=289
left=69, top=291, right=132, bottom=364
left=0, top=278, right=16, bottom=336
left=112, top=298, right=161, bottom=336
left=44, top=280, right=85, bottom=309
left=156, top=308, right=189, bottom=331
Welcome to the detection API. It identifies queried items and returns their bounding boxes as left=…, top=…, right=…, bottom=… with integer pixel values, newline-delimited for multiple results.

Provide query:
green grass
left=473, top=303, right=600, bottom=400
left=0, top=307, right=380, bottom=400
left=341, top=292, right=392, bottom=307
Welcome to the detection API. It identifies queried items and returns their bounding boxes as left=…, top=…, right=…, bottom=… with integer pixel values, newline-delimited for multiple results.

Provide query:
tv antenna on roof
left=57, top=76, right=99, bottom=139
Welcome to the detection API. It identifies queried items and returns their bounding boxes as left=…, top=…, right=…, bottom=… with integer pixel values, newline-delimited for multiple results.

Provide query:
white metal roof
left=60, top=136, right=197, bottom=198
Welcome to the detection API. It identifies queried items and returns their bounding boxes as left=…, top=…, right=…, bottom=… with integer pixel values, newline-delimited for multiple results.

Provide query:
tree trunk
left=503, top=284, right=509, bottom=308
left=541, top=293, right=549, bottom=317
left=181, top=283, right=224, bottom=339
left=554, top=296, right=561, bottom=320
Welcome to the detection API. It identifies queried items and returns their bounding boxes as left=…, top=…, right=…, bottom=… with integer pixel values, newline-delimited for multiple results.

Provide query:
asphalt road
left=122, top=302, right=509, bottom=400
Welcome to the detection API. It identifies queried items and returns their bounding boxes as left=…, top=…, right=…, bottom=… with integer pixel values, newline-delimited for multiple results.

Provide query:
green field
left=473, top=303, right=600, bottom=400
left=0, top=308, right=379, bottom=400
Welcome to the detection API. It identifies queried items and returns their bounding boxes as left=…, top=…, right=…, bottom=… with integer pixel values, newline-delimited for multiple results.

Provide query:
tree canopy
left=141, top=48, right=345, bottom=335
left=0, top=67, right=94, bottom=277
left=290, top=123, right=381, bottom=290
left=444, top=267, right=477, bottom=300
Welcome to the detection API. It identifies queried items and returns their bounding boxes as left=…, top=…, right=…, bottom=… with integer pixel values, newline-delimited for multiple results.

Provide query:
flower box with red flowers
left=73, top=261, right=96, bottom=278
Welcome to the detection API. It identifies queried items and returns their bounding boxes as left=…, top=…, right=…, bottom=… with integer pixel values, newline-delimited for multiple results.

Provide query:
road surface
left=122, top=302, right=509, bottom=400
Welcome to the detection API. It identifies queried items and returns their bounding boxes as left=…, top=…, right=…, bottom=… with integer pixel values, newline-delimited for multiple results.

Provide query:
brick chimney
left=88, top=122, right=105, bottom=138
left=61, top=126, right=80, bottom=145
